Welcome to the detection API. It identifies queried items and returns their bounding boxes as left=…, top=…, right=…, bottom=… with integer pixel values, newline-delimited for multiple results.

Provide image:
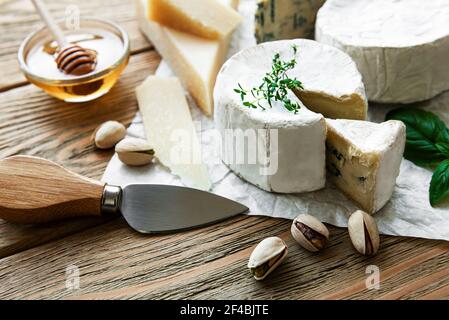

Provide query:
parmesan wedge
left=136, top=76, right=211, bottom=190
left=147, top=0, right=242, bottom=39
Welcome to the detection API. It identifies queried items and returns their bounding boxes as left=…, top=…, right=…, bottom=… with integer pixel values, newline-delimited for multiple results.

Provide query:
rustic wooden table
left=0, top=0, right=448, bottom=300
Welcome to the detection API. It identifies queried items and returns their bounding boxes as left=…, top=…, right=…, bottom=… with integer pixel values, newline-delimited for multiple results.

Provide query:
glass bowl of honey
left=18, top=18, right=130, bottom=102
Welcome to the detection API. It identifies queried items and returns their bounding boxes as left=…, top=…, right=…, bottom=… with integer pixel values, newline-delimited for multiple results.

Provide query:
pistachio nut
left=247, top=237, right=288, bottom=280
left=115, top=138, right=155, bottom=166
left=291, top=214, right=329, bottom=252
left=348, top=210, right=380, bottom=256
left=93, top=121, right=126, bottom=149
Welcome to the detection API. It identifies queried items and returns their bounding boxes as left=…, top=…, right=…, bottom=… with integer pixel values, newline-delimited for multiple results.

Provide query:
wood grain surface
left=0, top=216, right=448, bottom=299
left=0, top=0, right=448, bottom=300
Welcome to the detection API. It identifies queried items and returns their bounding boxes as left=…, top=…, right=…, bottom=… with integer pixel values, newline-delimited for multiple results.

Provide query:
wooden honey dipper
left=31, top=0, right=97, bottom=76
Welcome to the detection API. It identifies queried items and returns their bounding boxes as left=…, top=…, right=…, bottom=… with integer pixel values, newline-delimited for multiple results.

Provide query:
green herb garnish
left=234, top=45, right=303, bottom=114
left=429, top=159, right=449, bottom=206
left=386, top=107, right=449, bottom=206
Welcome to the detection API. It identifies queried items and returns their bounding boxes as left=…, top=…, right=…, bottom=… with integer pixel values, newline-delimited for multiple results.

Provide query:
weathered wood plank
left=318, top=243, right=449, bottom=300
left=420, top=283, right=449, bottom=300
left=0, top=214, right=447, bottom=299
left=378, top=266, right=449, bottom=299
left=0, top=0, right=152, bottom=91
left=0, top=50, right=160, bottom=258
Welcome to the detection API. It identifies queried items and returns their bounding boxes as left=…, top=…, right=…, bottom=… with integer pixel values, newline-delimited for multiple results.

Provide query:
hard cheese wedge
left=326, top=119, right=405, bottom=214
left=136, top=76, right=211, bottom=191
left=137, top=0, right=238, bottom=116
left=147, top=0, right=242, bottom=40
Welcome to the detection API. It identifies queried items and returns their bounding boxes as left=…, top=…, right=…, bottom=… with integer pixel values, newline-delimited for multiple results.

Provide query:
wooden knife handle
left=0, top=155, right=106, bottom=224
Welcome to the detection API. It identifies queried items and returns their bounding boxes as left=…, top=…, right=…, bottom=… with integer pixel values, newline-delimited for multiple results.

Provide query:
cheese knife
left=0, top=156, right=248, bottom=232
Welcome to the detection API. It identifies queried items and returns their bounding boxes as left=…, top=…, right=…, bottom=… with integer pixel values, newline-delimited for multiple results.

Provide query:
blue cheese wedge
left=326, top=119, right=406, bottom=214
left=255, top=0, right=325, bottom=43
left=316, top=0, right=449, bottom=103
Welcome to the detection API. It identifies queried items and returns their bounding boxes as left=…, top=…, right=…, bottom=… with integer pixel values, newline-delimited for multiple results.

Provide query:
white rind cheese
left=326, top=119, right=405, bottom=214
left=218, top=39, right=367, bottom=120
left=215, top=89, right=327, bottom=193
left=136, top=0, right=238, bottom=115
left=254, top=0, right=325, bottom=43
left=216, top=40, right=341, bottom=193
left=214, top=39, right=369, bottom=193
left=291, top=40, right=367, bottom=120
left=316, top=0, right=449, bottom=103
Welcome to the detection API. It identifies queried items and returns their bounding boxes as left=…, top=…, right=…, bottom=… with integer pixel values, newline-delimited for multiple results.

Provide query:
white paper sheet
left=102, top=0, right=449, bottom=241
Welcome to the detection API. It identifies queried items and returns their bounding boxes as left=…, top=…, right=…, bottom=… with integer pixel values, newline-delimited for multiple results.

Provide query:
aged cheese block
left=147, top=0, right=242, bottom=40
left=137, top=0, right=238, bottom=115
left=255, top=0, right=325, bottom=43
left=326, top=119, right=405, bottom=214
left=136, top=76, right=211, bottom=191
left=316, top=0, right=449, bottom=103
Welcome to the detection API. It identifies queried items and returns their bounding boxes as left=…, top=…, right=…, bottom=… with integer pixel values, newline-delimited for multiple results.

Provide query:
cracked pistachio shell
left=93, top=121, right=126, bottom=149
left=291, top=214, right=329, bottom=252
left=247, top=237, right=288, bottom=280
left=348, top=210, right=380, bottom=256
left=115, top=138, right=155, bottom=166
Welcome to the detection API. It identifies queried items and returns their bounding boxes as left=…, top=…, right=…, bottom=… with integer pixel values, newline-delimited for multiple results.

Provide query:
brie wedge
left=316, top=0, right=449, bottom=103
left=326, top=119, right=405, bottom=214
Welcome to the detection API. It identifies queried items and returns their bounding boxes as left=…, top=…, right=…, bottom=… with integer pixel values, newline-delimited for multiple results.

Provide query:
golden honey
left=18, top=19, right=130, bottom=102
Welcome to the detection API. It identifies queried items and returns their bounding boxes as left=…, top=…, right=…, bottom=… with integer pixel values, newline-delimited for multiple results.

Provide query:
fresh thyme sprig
left=234, top=45, right=303, bottom=114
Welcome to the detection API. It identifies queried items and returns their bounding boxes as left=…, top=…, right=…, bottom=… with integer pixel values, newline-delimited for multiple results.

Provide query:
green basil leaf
left=436, top=142, right=449, bottom=158
left=386, top=108, right=449, bottom=166
left=429, top=159, right=449, bottom=206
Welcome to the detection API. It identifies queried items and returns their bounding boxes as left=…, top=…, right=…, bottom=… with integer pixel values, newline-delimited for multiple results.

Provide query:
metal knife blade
left=119, top=184, right=249, bottom=233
